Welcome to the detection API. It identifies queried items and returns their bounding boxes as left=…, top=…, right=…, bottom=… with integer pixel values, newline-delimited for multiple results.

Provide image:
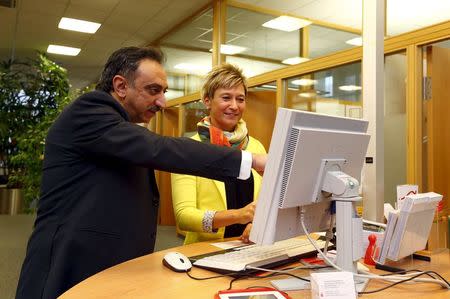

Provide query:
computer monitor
left=250, top=108, right=370, bottom=273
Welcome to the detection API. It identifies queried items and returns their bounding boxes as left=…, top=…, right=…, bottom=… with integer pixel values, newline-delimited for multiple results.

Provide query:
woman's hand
left=212, top=202, right=255, bottom=229
left=236, top=202, right=255, bottom=224
left=239, top=223, right=253, bottom=243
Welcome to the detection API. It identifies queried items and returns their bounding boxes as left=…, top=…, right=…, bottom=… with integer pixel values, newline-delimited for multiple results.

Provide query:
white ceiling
left=1, top=0, right=450, bottom=90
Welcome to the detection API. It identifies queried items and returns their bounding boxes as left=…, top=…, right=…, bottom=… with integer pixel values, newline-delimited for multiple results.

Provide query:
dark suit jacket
left=16, top=91, right=242, bottom=299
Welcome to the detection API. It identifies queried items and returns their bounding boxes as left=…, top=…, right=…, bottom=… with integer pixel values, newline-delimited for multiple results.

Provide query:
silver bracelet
left=202, top=210, right=218, bottom=233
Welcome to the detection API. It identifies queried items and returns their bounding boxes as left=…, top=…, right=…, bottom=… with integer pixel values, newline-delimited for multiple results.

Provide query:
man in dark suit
left=15, top=46, right=266, bottom=299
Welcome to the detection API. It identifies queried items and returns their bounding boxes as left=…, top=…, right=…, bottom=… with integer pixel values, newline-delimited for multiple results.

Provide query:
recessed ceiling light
left=47, top=44, right=81, bottom=56
left=282, top=56, right=310, bottom=65
left=339, top=85, right=362, bottom=91
left=262, top=16, right=312, bottom=32
left=291, top=78, right=317, bottom=86
left=58, top=17, right=101, bottom=34
left=209, top=44, right=247, bottom=55
left=346, top=37, right=363, bottom=46
left=174, top=63, right=211, bottom=74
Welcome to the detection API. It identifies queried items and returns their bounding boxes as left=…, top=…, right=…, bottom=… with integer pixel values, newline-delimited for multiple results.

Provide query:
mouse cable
left=185, top=270, right=237, bottom=281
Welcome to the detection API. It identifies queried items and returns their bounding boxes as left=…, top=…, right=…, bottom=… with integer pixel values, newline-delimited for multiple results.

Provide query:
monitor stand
left=333, top=196, right=370, bottom=292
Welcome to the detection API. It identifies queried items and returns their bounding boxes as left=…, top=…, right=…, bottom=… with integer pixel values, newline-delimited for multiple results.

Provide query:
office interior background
left=0, top=0, right=449, bottom=297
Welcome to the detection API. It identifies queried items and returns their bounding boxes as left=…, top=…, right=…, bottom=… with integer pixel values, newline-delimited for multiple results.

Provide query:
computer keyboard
left=192, top=237, right=327, bottom=273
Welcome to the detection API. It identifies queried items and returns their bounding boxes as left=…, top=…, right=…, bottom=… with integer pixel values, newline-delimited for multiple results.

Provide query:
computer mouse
left=162, top=252, right=192, bottom=272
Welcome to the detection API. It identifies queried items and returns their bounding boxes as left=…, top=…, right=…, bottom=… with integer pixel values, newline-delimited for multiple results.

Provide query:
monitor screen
left=250, top=108, right=370, bottom=245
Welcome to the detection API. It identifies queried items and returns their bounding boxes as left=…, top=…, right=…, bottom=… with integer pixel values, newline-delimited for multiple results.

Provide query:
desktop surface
left=59, top=239, right=450, bottom=299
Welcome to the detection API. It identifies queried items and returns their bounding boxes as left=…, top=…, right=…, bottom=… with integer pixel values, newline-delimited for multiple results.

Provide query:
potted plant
left=0, top=52, right=71, bottom=213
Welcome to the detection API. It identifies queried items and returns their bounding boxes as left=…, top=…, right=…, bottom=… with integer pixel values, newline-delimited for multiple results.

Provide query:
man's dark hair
left=96, top=46, right=165, bottom=93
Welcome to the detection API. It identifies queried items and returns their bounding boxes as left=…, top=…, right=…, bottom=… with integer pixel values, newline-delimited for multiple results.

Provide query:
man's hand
left=251, top=153, right=267, bottom=173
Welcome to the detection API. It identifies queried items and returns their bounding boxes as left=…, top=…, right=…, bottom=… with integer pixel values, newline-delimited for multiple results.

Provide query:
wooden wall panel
left=158, top=107, right=179, bottom=225
left=245, top=90, right=277, bottom=151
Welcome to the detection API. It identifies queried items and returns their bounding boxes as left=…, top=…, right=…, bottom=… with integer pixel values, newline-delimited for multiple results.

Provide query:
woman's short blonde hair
left=201, top=63, right=248, bottom=100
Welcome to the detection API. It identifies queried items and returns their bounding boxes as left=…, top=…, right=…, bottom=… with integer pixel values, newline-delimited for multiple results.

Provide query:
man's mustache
left=147, top=105, right=161, bottom=112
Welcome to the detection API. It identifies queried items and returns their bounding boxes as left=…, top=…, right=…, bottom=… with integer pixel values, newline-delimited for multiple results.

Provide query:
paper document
left=378, top=211, right=399, bottom=264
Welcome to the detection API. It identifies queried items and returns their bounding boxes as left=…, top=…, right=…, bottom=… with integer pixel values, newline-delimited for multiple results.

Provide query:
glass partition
left=159, top=8, right=213, bottom=99
left=224, top=5, right=363, bottom=77
left=308, top=25, right=360, bottom=59
left=384, top=52, right=407, bottom=207
left=224, top=6, right=289, bottom=76
left=182, top=100, right=208, bottom=137
left=286, top=62, right=362, bottom=117
left=246, top=81, right=278, bottom=150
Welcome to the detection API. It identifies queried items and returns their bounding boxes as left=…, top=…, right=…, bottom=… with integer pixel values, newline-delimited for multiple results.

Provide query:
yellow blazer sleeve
left=171, top=172, right=205, bottom=232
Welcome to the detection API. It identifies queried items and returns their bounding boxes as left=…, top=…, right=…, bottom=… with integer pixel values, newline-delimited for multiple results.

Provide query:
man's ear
left=203, top=96, right=211, bottom=110
left=112, top=75, right=128, bottom=99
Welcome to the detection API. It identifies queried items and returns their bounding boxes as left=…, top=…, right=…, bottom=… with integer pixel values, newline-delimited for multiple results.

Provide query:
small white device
left=162, top=251, right=192, bottom=272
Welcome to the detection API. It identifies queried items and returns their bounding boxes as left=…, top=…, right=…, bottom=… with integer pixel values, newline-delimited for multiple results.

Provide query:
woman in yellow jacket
left=171, top=64, right=266, bottom=245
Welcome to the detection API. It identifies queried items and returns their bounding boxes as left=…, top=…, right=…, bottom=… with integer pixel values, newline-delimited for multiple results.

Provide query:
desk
left=60, top=241, right=450, bottom=299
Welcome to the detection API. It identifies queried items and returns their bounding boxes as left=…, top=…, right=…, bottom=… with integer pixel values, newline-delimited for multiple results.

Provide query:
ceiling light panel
left=47, top=44, right=81, bottom=56
left=58, top=17, right=101, bottom=34
left=262, top=16, right=312, bottom=32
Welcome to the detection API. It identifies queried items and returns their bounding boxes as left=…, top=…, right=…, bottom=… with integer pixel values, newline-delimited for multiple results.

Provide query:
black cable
left=380, top=269, right=437, bottom=280
left=185, top=270, right=238, bottom=280
left=185, top=263, right=326, bottom=284
left=359, top=270, right=450, bottom=295
left=227, top=270, right=311, bottom=290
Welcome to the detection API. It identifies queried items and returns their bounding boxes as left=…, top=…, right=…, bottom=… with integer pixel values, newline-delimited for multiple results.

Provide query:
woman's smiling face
left=204, top=84, right=246, bottom=131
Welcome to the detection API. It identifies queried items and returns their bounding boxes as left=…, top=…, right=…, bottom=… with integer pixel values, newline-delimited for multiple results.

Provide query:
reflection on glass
left=384, top=52, right=406, bottom=206
left=309, top=25, right=360, bottom=58
left=223, top=6, right=362, bottom=77
left=159, top=8, right=213, bottom=99
left=182, top=100, right=209, bottom=137
left=225, top=6, right=290, bottom=76
left=286, top=62, right=362, bottom=117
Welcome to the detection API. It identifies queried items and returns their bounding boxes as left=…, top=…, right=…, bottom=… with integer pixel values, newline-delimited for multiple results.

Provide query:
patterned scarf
left=197, top=117, right=249, bottom=150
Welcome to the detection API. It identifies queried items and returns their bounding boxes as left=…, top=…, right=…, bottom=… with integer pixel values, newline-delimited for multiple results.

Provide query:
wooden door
left=426, top=46, right=450, bottom=249
left=427, top=46, right=450, bottom=214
